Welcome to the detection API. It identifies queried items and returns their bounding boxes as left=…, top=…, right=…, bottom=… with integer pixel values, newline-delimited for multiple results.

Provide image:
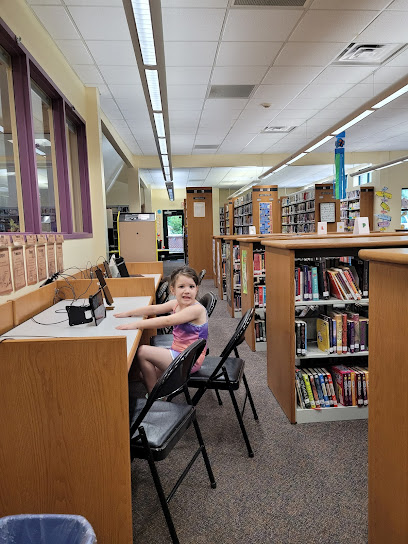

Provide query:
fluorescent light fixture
left=131, top=0, right=157, bottom=65
left=164, top=166, right=170, bottom=175
left=145, top=69, right=162, bottom=111
left=158, top=138, right=167, bottom=154
left=153, top=112, right=165, bottom=138
left=286, top=152, right=307, bottom=165
left=274, top=164, right=288, bottom=173
left=305, top=135, right=334, bottom=153
left=372, top=83, right=408, bottom=109
left=0, top=125, right=4, bottom=133
left=165, top=181, right=174, bottom=201
left=162, top=154, right=169, bottom=167
left=331, top=110, right=374, bottom=135
left=376, top=160, right=403, bottom=170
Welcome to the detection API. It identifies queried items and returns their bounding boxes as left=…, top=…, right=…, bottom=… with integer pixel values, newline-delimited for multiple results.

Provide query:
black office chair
left=129, top=339, right=216, bottom=544
left=198, top=269, right=206, bottom=283
left=156, top=280, right=169, bottom=305
left=188, top=308, right=258, bottom=458
left=150, top=291, right=217, bottom=349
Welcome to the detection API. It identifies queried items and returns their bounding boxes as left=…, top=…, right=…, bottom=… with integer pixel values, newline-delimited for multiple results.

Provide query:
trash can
left=0, top=514, right=96, bottom=544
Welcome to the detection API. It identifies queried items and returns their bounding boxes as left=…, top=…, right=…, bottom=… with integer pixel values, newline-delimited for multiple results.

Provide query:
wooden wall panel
left=13, top=283, right=57, bottom=325
left=126, top=261, right=163, bottom=275
left=55, top=277, right=155, bottom=300
left=0, top=301, right=14, bottom=334
left=186, top=188, right=213, bottom=278
left=0, top=337, right=133, bottom=544
left=240, top=241, right=255, bottom=351
left=315, top=183, right=340, bottom=233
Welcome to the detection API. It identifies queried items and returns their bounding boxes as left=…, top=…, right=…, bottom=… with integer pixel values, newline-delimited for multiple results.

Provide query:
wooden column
left=315, top=182, right=340, bottom=233
left=186, top=188, right=213, bottom=278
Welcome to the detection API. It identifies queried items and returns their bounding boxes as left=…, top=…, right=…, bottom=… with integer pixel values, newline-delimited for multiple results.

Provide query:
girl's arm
left=115, top=302, right=202, bottom=330
left=114, top=299, right=176, bottom=318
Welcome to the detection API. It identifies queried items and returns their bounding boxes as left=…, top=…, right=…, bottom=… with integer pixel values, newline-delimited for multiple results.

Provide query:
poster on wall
left=56, top=243, right=64, bottom=272
left=47, top=243, right=56, bottom=276
left=319, top=202, right=336, bottom=223
left=0, top=248, right=13, bottom=295
left=194, top=201, right=205, bottom=217
left=11, top=247, right=26, bottom=291
left=37, top=245, right=47, bottom=281
left=375, top=187, right=392, bottom=231
left=25, top=246, right=38, bottom=285
left=241, top=249, right=247, bottom=295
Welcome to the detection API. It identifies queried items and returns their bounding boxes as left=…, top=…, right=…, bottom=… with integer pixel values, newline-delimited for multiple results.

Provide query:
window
left=354, top=171, right=371, bottom=187
left=0, top=47, right=22, bottom=233
left=30, top=82, right=59, bottom=232
left=66, top=119, right=83, bottom=232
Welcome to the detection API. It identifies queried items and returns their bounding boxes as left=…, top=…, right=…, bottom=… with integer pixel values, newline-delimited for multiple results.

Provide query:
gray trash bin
left=0, top=514, right=96, bottom=544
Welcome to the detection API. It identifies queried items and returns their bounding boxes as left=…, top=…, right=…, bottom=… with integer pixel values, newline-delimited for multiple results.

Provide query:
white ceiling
left=25, top=0, right=408, bottom=188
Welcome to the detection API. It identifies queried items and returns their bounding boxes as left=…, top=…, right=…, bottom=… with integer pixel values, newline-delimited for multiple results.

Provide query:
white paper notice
left=194, top=202, right=205, bottom=217
left=317, top=221, right=327, bottom=234
left=337, top=222, right=345, bottom=233
left=353, top=217, right=370, bottom=235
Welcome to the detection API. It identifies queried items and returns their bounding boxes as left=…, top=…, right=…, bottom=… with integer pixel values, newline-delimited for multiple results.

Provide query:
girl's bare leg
left=136, top=345, right=173, bottom=393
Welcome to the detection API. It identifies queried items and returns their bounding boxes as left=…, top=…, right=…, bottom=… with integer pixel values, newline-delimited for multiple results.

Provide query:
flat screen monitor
left=89, top=289, right=106, bottom=326
left=95, top=268, right=114, bottom=306
left=103, top=260, right=112, bottom=278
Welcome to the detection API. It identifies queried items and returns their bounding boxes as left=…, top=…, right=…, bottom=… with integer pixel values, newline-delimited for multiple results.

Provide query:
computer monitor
left=89, top=289, right=106, bottom=326
left=95, top=268, right=114, bottom=306
left=103, top=260, right=112, bottom=278
left=114, top=256, right=143, bottom=278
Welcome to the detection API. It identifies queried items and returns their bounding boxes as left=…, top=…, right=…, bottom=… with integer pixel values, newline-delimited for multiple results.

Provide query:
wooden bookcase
left=225, top=200, right=233, bottom=235
left=186, top=188, right=213, bottom=278
left=340, top=186, right=374, bottom=232
left=219, top=206, right=225, bottom=235
left=281, top=182, right=340, bottom=234
left=358, top=247, right=408, bottom=544
left=262, top=234, right=408, bottom=424
left=233, top=185, right=280, bottom=235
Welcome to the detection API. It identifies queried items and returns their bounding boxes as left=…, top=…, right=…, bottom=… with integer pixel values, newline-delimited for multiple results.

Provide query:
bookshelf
left=225, top=200, right=233, bottom=235
left=340, top=186, right=374, bottom=232
left=281, top=183, right=340, bottom=234
left=106, top=205, right=129, bottom=254
left=262, top=234, right=408, bottom=424
left=221, top=235, right=243, bottom=318
left=358, top=247, right=408, bottom=544
left=239, top=237, right=267, bottom=351
left=219, top=206, right=225, bottom=235
left=233, top=185, right=280, bottom=235
left=213, top=235, right=223, bottom=290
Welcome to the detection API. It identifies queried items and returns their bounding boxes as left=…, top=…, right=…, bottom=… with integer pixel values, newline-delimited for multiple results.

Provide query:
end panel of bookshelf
left=265, top=247, right=296, bottom=422
left=296, top=405, right=368, bottom=424
left=240, top=241, right=255, bottom=351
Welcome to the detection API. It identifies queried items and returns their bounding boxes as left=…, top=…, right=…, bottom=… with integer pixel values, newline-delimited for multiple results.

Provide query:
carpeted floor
left=129, top=279, right=368, bottom=544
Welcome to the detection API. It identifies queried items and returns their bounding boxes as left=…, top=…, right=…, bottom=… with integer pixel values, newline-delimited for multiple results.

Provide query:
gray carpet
left=130, top=279, right=368, bottom=544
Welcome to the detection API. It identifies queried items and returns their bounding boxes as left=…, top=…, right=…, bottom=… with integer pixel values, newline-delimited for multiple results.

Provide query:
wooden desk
left=358, top=248, right=408, bottom=544
left=0, top=284, right=154, bottom=544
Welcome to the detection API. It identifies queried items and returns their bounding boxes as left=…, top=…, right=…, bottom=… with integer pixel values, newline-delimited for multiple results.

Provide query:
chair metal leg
left=215, top=388, right=223, bottom=405
left=222, top=367, right=254, bottom=458
left=192, top=417, right=217, bottom=489
left=242, top=372, right=258, bottom=421
left=139, top=426, right=180, bottom=544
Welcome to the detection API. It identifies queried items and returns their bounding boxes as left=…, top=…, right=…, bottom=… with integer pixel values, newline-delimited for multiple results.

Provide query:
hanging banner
left=334, top=131, right=346, bottom=200
left=375, top=186, right=392, bottom=231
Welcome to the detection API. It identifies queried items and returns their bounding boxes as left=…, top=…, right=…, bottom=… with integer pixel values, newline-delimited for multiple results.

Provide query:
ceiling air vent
left=334, top=43, right=406, bottom=66
left=262, top=126, right=295, bottom=133
left=233, top=0, right=306, bottom=5
left=208, top=85, right=255, bottom=99
left=194, top=145, right=219, bottom=150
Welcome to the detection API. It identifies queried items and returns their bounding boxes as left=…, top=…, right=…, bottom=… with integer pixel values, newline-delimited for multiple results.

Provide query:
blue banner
left=335, top=131, right=346, bottom=200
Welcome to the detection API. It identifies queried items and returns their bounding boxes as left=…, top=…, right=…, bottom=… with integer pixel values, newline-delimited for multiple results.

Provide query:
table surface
left=4, top=296, right=151, bottom=357
left=142, top=273, right=161, bottom=289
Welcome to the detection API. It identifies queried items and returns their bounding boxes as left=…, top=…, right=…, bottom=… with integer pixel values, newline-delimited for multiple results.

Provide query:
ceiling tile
left=275, top=42, right=348, bottom=66
left=263, top=66, right=322, bottom=85
left=216, top=42, right=282, bottom=67
left=55, top=40, right=93, bottom=64
left=100, top=97, right=123, bottom=120
left=387, top=0, right=408, bottom=8
left=164, top=42, right=218, bottom=66
left=313, top=66, right=376, bottom=84
left=109, top=84, right=145, bottom=100
left=252, top=84, right=305, bottom=102
left=167, top=85, right=208, bottom=99
left=162, top=0, right=228, bottom=6
left=195, top=134, right=224, bottom=145
left=356, top=11, right=408, bottom=42
left=73, top=64, right=104, bottom=84
left=385, top=47, right=408, bottom=66
left=297, top=82, right=354, bottom=99
left=99, top=65, right=141, bottom=85
left=290, top=10, right=378, bottom=43
left=31, top=6, right=80, bottom=39
left=203, top=98, right=248, bottom=111
left=211, top=66, right=268, bottom=85
left=311, top=0, right=390, bottom=8
left=223, top=9, right=303, bottom=42
left=97, top=84, right=111, bottom=98
left=86, top=41, right=135, bottom=66
left=68, top=7, right=129, bottom=40
left=169, top=99, right=205, bottom=111
left=162, top=8, right=225, bottom=41
left=238, top=108, right=280, bottom=124
left=64, top=0, right=122, bottom=5
left=166, top=67, right=212, bottom=85
left=116, top=98, right=150, bottom=118
left=371, top=65, right=408, bottom=84
left=27, top=0, right=61, bottom=4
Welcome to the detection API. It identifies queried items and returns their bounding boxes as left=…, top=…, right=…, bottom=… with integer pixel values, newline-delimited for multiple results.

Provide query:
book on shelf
left=253, top=250, right=265, bottom=275
left=255, top=312, right=266, bottom=342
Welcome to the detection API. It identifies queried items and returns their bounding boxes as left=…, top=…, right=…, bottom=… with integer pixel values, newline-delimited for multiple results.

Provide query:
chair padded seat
left=130, top=399, right=194, bottom=460
left=150, top=333, right=173, bottom=348
left=189, top=356, right=244, bottom=389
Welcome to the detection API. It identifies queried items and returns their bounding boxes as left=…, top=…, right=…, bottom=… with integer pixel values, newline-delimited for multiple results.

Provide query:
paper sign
left=337, top=222, right=345, bottom=232
left=12, top=234, right=25, bottom=246
left=37, top=245, right=47, bottom=281
left=248, top=226, right=256, bottom=235
left=353, top=217, right=370, bottom=235
left=194, top=201, right=205, bottom=217
left=47, top=243, right=56, bottom=276
left=317, top=222, right=327, bottom=234
left=25, top=246, right=38, bottom=285
left=0, top=234, right=11, bottom=247
left=56, top=243, right=64, bottom=272
left=0, top=248, right=13, bottom=295
left=11, top=247, right=26, bottom=291
left=320, top=202, right=336, bottom=223
left=47, top=234, right=56, bottom=243
left=56, top=234, right=64, bottom=243
left=37, top=234, right=47, bottom=244
left=26, top=234, right=37, bottom=245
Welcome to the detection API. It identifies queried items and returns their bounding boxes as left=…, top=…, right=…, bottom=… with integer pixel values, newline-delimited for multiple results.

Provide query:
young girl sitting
left=114, top=266, right=208, bottom=394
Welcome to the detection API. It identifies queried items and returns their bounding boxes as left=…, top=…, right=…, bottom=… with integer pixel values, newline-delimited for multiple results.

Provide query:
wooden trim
left=359, top=247, right=408, bottom=265
left=58, top=277, right=156, bottom=299
left=126, top=261, right=163, bottom=275
left=13, top=283, right=57, bottom=325
left=0, top=301, right=14, bottom=335
left=262, top=235, right=408, bottom=250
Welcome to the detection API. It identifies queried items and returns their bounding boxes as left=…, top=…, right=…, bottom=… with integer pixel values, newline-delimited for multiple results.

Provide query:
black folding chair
left=188, top=308, right=258, bottom=458
left=129, top=339, right=216, bottom=544
left=198, top=269, right=206, bottom=283
left=150, top=292, right=217, bottom=349
left=156, top=280, right=169, bottom=305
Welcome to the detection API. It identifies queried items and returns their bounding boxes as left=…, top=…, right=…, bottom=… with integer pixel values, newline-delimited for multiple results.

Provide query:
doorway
left=163, top=209, right=184, bottom=259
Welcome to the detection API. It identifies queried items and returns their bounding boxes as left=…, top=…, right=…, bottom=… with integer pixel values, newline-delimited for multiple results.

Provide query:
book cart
left=358, top=247, right=408, bottom=544
left=340, top=186, right=374, bottom=232
left=262, top=234, right=408, bottom=424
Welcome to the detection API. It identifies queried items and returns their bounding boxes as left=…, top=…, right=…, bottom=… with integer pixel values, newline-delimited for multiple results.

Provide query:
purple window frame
left=0, top=18, right=92, bottom=239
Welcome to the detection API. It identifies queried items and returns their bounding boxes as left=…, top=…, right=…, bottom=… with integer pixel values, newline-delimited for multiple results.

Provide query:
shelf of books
left=219, top=206, right=225, bottom=235
left=233, top=185, right=280, bottom=235
left=221, top=235, right=243, bottom=318
left=225, top=201, right=232, bottom=235
left=220, top=239, right=227, bottom=300
left=281, top=183, right=340, bottom=234
left=340, top=186, right=374, bottom=232
left=239, top=238, right=267, bottom=351
left=262, top=235, right=408, bottom=424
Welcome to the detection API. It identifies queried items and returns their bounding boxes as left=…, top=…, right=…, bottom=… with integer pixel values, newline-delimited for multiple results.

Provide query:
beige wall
left=106, top=180, right=129, bottom=206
